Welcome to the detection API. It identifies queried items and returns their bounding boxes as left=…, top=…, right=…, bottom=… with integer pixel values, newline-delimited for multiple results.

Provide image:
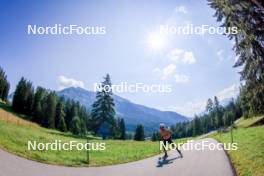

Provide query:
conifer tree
left=45, top=92, right=57, bottom=128
left=80, top=119, right=87, bottom=135
left=91, top=74, right=115, bottom=135
left=32, top=87, right=46, bottom=123
left=55, top=100, right=66, bottom=129
left=214, top=96, right=223, bottom=127
left=151, top=131, right=159, bottom=141
left=134, top=124, right=145, bottom=141
left=12, top=77, right=28, bottom=113
left=208, top=0, right=264, bottom=115
left=71, top=116, right=81, bottom=135
left=24, top=82, right=34, bottom=116
left=206, top=98, right=213, bottom=113
left=0, top=67, right=10, bottom=102
left=2, top=82, right=10, bottom=102
left=64, top=100, right=72, bottom=129
left=193, top=115, right=202, bottom=136
left=58, top=114, right=67, bottom=132
left=119, top=118, right=126, bottom=140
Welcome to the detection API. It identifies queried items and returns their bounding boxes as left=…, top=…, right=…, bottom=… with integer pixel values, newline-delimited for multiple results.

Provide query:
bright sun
left=146, top=32, right=167, bottom=51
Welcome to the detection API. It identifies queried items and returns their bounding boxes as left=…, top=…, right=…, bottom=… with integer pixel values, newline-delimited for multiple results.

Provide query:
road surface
left=0, top=138, right=235, bottom=176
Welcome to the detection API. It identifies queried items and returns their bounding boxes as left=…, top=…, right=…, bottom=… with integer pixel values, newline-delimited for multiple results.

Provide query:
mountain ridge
left=57, top=87, right=189, bottom=132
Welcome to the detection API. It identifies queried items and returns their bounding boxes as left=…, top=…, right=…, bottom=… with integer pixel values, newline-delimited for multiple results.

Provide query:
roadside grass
left=235, top=115, right=264, bottom=128
left=0, top=104, right=190, bottom=166
left=211, top=118, right=264, bottom=176
left=0, top=108, right=39, bottom=128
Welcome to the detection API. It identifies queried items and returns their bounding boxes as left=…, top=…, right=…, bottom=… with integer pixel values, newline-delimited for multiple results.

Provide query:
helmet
left=160, top=123, right=165, bottom=128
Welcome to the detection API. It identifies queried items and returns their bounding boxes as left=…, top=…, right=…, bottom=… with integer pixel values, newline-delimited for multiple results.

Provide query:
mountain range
left=57, top=87, right=189, bottom=132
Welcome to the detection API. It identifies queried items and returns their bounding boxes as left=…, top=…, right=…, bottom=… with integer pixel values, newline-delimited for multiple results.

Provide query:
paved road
left=0, top=138, right=235, bottom=176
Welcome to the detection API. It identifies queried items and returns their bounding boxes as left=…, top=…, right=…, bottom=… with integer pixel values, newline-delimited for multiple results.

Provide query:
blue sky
left=0, top=0, right=241, bottom=117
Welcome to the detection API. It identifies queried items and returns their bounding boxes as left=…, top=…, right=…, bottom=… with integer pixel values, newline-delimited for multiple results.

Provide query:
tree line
left=152, top=0, right=264, bottom=140
left=12, top=77, right=90, bottom=135
left=0, top=68, right=146, bottom=141
left=208, top=0, right=264, bottom=117
left=150, top=96, right=244, bottom=141
left=0, top=67, right=10, bottom=102
left=172, top=97, right=242, bottom=139
left=0, top=71, right=126, bottom=139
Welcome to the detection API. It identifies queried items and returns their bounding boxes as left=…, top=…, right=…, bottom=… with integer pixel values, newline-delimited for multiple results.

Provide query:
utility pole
left=87, top=137, right=90, bottom=165
left=230, top=114, right=234, bottom=144
left=230, top=125, right=233, bottom=144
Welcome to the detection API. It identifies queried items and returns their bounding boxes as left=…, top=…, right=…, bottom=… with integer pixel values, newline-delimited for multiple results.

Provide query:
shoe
left=179, top=151, right=183, bottom=158
left=163, top=154, right=168, bottom=159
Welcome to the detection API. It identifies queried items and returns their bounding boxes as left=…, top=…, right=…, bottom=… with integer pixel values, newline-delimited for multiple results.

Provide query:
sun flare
left=146, top=32, right=167, bottom=51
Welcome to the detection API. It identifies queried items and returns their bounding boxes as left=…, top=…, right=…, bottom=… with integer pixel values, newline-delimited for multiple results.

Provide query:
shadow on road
left=156, top=156, right=181, bottom=168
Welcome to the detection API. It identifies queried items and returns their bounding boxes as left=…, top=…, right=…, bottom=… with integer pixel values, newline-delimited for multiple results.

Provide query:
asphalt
left=0, top=138, right=235, bottom=176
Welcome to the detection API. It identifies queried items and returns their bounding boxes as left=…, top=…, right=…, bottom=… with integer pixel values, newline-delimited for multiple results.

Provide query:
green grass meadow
left=235, top=115, right=264, bottom=128
left=0, top=104, right=189, bottom=166
left=2, top=101, right=263, bottom=175
left=211, top=116, right=264, bottom=176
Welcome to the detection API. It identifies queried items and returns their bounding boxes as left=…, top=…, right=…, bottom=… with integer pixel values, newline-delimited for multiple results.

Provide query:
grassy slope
left=211, top=116, right=264, bottom=176
left=0, top=103, right=189, bottom=166
left=235, top=115, right=264, bottom=128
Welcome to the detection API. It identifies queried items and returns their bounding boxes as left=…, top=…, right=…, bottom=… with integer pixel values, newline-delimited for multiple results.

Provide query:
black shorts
left=162, top=138, right=181, bottom=152
left=162, top=138, right=173, bottom=145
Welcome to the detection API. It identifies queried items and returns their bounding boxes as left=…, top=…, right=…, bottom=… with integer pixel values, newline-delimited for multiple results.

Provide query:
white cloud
left=216, top=49, right=224, bottom=61
left=230, top=39, right=236, bottom=46
left=166, top=101, right=206, bottom=117
left=216, top=84, right=239, bottom=101
left=174, top=74, right=189, bottom=83
left=234, top=55, right=239, bottom=62
left=153, top=63, right=176, bottom=80
left=155, top=48, right=195, bottom=82
left=167, top=48, right=196, bottom=64
left=153, top=67, right=162, bottom=73
left=183, top=51, right=196, bottom=64
left=167, top=48, right=184, bottom=62
left=175, top=5, right=187, bottom=14
left=57, top=75, right=85, bottom=90
left=162, top=64, right=176, bottom=79
left=154, top=65, right=190, bottom=83
left=164, top=84, right=240, bottom=117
